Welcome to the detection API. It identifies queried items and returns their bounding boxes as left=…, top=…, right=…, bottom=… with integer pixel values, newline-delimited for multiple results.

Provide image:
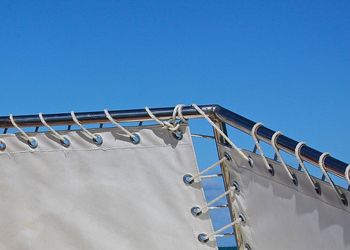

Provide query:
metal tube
left=0, top=105, right=215, bottom=127
left=0, top=104, right=348, bottom=177
left=212, top=105, right=348, bottom=177
left=212, top=121, right=243, bottom=249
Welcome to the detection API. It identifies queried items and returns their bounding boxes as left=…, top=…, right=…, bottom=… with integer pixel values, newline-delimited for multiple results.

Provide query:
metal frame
left=1, top=104, right=348, bottom=249
left=1, top=104, right=348, bottom=178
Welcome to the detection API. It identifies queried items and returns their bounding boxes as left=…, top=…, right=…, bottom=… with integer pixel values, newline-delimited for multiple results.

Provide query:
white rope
left=192, top=104, right=248, bottom=161
left=189, top=157, right=228, bottom=183
left=208, top=215, right=245, bottom=241
left=39, top=113, right=69, bottom=145
left=346, top=164, right=350, bottom=185
left=319, top=152, right=346, bottom=204
left=145, top=107, right=180, bottom=132
left=295, top=142, right=319, bottom=190
left=201, top=187, right=236, bottom=213
left=172, top=104, right=187, bottom=123
left=70, top=111, right=99, bottom=141
left=251, top=122, right=273, bottom=171
left=9, top=114, right=37, bottom=147
left=271, top=131, right=295, bottom=182
left=104, top=109, right=134, bottom=138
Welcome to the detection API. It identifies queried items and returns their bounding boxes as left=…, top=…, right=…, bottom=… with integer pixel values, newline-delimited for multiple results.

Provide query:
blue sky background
left=1, top=1, right=349, bottom=247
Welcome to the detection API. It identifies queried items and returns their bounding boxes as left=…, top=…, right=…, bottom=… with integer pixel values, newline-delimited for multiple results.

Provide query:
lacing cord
left=271, top=131, right=297, bottom=185
left=39, top=113, right=70, bottom=147
left=9, top=114, right=38, bottom=148
left=171, top=104, right=187, bottom=124
left=346, top=164, right=350, bottom=186
left=192, top=104, right=249, bottom=162
left=251, top=122, right=273, bottom=172
left=145, top=107, right=180, bottom=132
left=104, top=109, right=140, bottom=144
left=295, top=142, right=320, bottom=193
left=197, top=213, right=246, bottom=243
left=183, top=156, right=230, bottom=185
left=70, top=111, right=103, bottom=145
left=191, top=185, right=239, bottom=216
left=145, top=106, right=184, bottom=140
left=319, top=152, right=348, bottom=206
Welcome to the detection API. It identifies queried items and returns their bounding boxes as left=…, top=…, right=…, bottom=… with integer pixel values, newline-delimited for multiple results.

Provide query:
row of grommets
left=182, top=151, right=251, bottom=249
left=0, top=121, right=184, bottom=151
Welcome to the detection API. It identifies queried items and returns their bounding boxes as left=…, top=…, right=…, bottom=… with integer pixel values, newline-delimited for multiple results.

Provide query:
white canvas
left=0, top=125, right=216, bottom=250
left=219, top=145, right=350, bottom=250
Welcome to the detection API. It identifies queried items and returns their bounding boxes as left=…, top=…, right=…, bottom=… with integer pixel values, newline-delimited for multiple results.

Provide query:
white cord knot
left=145, top=107, right=183, bottom=139
left=171, top=104, right=187, bottom=124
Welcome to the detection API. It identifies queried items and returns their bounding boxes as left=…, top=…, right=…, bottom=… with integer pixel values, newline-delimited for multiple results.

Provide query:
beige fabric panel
left=218, top=145, right=350, bottom=250
left=0, top=125, right=216, bottom=250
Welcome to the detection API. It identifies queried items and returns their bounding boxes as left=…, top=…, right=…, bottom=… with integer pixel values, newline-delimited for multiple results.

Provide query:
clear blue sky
left=1, top=0, right=349, bottom=247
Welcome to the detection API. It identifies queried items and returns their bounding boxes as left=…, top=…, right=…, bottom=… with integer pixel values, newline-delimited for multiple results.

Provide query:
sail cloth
left=219, top=145, right=350, bottom=250
left=0, top=125, right=216, bottom=250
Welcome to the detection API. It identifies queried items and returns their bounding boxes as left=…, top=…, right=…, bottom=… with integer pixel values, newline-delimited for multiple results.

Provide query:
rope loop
left=183, top=154, right=231, bottom=185
left=295, top=142, right=321, bottom=194
left=71, top=111, right=103, bottom=145
left=191, top=185, right=239, bottom=217
left=319, top=152, right=348, bottom=206
left=345, top=164, right=350, bottom=186
left=250, top=122, right=273, bottom=172
left=104, top=109, right=140, bottom=144
left=9, top=114, right=38, bottom=148
left=271, top=131, right=297, bottom=185
left=171, top=104, right=187, bottom=124
left=197, top=213, right=246, bottom=243
left=39, top=113, right=70, bottom=147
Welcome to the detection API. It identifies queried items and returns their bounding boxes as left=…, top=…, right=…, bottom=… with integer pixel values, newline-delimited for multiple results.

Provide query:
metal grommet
left=172, top=130, right=183, bottom=140
left=130, top=133, right=141, bottom=144
left=60, top=136, right=70, bottom=147
left=238, top=213, right=246, bottom=225
left=183, top=174, right=194, bottom=185
left=268, top=164, right=274, bottom=176
left=224, top=152, right=232, bottom=161
left=232, top=181, right=240, bottom=193
left=314, top=182, right=322, bottom=195
left=191, top=206, right=202, bottom=217
left=0, top=140, right=6, bottom=151
left=93, top=134, right=103, bottom=145
left=245, top=243, right=252, bottom=250
left=248, top=156, right=254, bottom=167
left=197, top=233, right=209, bottom=243
left=341, top=193, right=348, bottom=206
left=292, top=173, right=298, bottom=186
left=28, top=138, right=38, bottom=149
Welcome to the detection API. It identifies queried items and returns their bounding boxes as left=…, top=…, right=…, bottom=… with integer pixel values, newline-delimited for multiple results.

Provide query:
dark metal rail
left=0, top=104, right=348, bottom=177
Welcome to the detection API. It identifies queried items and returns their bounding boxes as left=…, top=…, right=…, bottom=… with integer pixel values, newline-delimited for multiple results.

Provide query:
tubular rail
left=0, top=104, right=348, bottom=178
